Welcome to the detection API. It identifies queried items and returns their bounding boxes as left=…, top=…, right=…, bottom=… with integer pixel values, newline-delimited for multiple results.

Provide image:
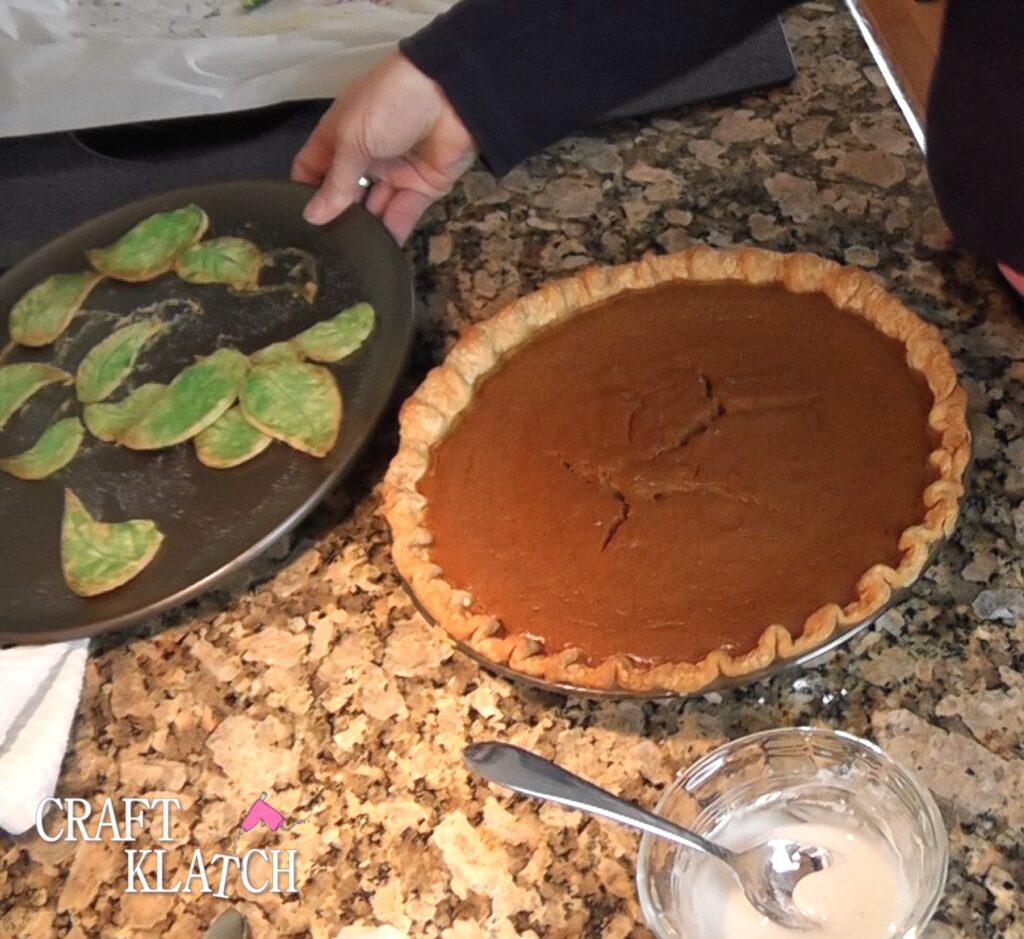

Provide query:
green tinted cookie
left=176, top=237, right=263, bottom=290
left=75, top=319, right=165, bottom=404
left=291, top=302, right=375, bottom=363
left=119, top=347, right=248, bottom=450
left=0, top=363, right=72, bottom=430
left=9, top=272, right=103, bottom=347
left=0, top=417, right=84, bottom=480
left=250, top=342, right=302, bottom=366
left=61, top=489, right=163, bottom=597
left=86, top=205, right=208, bottom=282
left=82, top=383, right=168, bottom=443
left=239, top=361, right=341, bottom=458
left=194, top=406, right=272, bottom=469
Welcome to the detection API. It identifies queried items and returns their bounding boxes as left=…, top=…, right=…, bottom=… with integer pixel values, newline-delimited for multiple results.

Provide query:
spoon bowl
left=731, top=837, right=830, bottom=928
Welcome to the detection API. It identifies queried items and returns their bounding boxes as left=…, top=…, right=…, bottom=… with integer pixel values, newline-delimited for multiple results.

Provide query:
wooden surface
left=854, top=0, right=947, bottom=119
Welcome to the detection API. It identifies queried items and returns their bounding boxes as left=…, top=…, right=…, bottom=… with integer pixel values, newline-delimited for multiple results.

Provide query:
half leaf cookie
left=9, top=272, right=103, bottom=347
left=119, top=347, right=249, bottom=450
left=83, top=383, right=167, bottom=443
left=291, top=302, right=375, bottom=363
left=0, top=363, right=71, bottom=430
left=76, top=319, right=165, bottom=404
left=0, top=417, right=84, bottom=480
left=194, top=406, right=272, bottom=469
left=61, top=489, right=163, bottom=596
left=86, top=205, right=208, bottom=282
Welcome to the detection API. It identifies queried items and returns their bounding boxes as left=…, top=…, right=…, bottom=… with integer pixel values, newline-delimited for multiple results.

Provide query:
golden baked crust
left=382, top=247, right=970, bottom=694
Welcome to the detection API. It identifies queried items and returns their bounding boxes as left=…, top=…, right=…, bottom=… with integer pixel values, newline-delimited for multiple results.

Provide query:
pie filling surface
left=418, top=282, right=936, bottom=666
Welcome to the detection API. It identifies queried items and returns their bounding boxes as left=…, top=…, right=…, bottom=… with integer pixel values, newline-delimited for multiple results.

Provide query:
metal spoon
left=463, top=742, right=828, bottom=930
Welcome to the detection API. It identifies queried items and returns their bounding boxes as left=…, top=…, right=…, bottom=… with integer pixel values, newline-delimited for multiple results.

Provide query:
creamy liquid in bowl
left=674, top=805, right=909, bottom=938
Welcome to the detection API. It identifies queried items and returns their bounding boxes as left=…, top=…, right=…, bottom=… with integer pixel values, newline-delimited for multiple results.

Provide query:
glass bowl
left=636, top=727, right=947, bottom=938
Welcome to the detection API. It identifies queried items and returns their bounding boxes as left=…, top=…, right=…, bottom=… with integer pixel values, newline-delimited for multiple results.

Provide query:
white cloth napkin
left=0, top=639, right=89, bottom=836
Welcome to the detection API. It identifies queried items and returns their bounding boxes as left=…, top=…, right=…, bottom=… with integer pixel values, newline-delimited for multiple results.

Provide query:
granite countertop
left=4, top=2, right=1024, bottom=937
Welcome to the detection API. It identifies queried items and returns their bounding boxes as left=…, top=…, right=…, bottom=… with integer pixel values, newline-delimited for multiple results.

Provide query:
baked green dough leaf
left=175, top=237, right=263, bottom=290
left=9, top=272, right=104, bottom=347
left=0, top=363, right=72, bottom=430
left=120, top=347, right=249, bottom=450
left=250, top=342, right=302, bottom=366
left=75, top=319, right=165, bottom=404
left=0, top=417, right=84, bottom=480
left=86, top=205, right=209, bottom=282
left=239, top=361, right=341, bottom=458
left=83, top=383, right=167, bottom=443
left=194, top=405, right=272, bottom=469
left=61, top=489, right=163, bottom=597
left=291, top=302, right=375, bottom=363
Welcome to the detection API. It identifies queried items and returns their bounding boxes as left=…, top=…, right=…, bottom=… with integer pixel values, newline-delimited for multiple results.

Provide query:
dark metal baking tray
left=0, top=181, right=414, bottom=644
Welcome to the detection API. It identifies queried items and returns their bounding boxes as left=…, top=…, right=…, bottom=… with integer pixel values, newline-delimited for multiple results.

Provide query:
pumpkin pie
left=383, top=247, right=969, bottom=693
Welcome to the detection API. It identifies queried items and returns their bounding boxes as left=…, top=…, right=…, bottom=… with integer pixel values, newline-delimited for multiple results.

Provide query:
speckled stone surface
left=3, top=3, right=1024, bottom=937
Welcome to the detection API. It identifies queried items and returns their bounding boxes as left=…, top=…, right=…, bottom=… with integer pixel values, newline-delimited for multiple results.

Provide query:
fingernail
left=303, top=196, right=325, bottom=225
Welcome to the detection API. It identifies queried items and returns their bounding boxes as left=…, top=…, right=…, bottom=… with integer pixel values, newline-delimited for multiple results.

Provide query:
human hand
left=292, top=51, right=477, bottom=244
left=999, top=263, right=1024, bottom=299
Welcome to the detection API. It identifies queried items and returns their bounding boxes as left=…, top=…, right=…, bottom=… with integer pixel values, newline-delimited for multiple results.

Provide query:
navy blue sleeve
left=401, top=0, right=1023, bottom=270
left=400, top=0, right=793, bottom=176
left=927, top=0, right=1024, bottom=271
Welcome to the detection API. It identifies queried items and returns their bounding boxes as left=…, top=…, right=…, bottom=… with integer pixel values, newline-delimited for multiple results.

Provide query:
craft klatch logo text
left=36, top=794, right=304, bottom=897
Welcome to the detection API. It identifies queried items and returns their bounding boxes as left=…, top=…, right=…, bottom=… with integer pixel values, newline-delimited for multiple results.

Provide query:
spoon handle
left=463, top=742, right=730, bottom=863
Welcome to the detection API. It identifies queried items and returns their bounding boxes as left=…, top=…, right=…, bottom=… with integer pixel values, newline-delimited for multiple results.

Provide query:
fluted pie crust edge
left=382, top=247, right=971, bottom=694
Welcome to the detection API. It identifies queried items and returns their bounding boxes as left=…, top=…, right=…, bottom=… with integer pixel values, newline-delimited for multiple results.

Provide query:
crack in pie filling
left=384, top=248, right=970, bottom=693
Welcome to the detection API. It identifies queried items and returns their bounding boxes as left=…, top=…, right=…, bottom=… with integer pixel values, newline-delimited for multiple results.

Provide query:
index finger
left=292, top=128, right=333, bottom=186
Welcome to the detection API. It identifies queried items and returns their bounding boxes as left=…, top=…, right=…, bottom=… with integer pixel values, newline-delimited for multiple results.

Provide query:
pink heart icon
left=239, top=792, right=286, bottom=832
